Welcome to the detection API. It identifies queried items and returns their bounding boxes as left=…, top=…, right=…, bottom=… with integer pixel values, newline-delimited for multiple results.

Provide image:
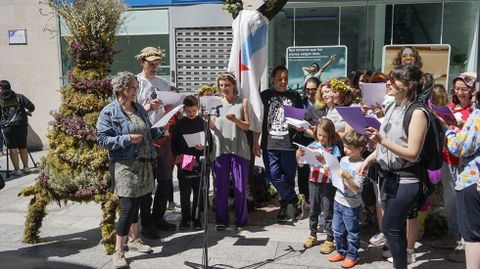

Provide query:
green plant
left=222, top=0, right=243, bottom=14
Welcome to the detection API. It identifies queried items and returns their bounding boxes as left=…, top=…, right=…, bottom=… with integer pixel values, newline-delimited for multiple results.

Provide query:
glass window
left=268, top=8, right=294, bottom=73
left=294, top=7, right=339, bottom=47
left=392, top=3, right=443, bottom=44
left=443, top=1, right=479, bottom=85
left=59, top=9, right=170, bottom=83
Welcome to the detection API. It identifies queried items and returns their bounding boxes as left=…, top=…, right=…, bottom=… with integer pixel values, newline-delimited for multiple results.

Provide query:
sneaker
left=341, top=257, right=359, bottom=268
left=293, top=194, right=305, bottom=221
left=155, top=219, right=176, bottom=232
left=11, top=170, right=22, bottom=177
left=320, top=240, right=336, bottom=254
left=447, top=242, right=465, bottom=262
left=276, top=207, right=288, bottom=224
left=387, top=252, right=416, bottom=264
left=235, top=225, right=246, bottom=231
left=141, top=223, right=160, bottom=239
left=127, top=238, right=152, bottom=253
left=112, top=250, right=128, bottom=268
left=369, top=232, right=386, bottom=247
left=328, top=252, right=346, bottom=262
left=193, top=219, right=202, bottom=230
left=179, top=221, right=190, bottom=231
left=215, top=224, right=226, bottom=231
left=430, top=235, right=458, bottom=249
left=382, top=245, right=392, bottom=258
left=22, top=167, right=31, bottom=174
left=304, top=236, right=319, bottom=249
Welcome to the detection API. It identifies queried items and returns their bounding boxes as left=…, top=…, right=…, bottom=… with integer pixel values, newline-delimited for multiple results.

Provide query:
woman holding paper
left=445, top=89, right=480, bottom=269
left=211, top=73, right=251, bottom=231
left=359, top=64, right=433, bottom=269
left=97, top=72, right=166, bottom=267
left=430, top=73, right=476, bottom=259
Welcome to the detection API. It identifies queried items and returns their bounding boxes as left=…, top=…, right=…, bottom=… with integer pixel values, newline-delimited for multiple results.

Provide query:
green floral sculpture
left=19, top=0, right=127, bottom=254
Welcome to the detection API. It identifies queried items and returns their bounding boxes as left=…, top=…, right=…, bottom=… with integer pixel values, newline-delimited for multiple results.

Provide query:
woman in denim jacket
left=97, top=71, right=165, bottom=268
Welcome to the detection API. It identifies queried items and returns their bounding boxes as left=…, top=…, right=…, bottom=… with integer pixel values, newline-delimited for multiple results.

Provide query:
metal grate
left=175, top=27, right=232, bottom=91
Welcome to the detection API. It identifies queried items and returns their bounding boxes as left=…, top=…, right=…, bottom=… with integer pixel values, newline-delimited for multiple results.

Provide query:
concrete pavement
left=0, top=151, right=466, bottom=269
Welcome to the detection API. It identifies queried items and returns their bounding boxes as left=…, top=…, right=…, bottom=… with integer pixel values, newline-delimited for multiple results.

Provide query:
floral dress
left=113, top=111, right=154, bottom=198
left=446, top=109, right=480, bottom=191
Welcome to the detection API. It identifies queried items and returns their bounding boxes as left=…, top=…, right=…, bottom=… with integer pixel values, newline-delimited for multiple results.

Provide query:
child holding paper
left=296, top=118, right=341, bottom=254
left=171, top=95, right=207, bottom=231
left=328, top=131, right=368, bottom=268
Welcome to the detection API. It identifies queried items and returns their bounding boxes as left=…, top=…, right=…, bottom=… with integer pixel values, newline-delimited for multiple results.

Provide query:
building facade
left=0, top=0, right=478, bottom=148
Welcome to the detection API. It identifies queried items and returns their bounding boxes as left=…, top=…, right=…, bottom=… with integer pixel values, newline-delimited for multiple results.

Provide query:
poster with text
left=382, top=44, right=451, bottom=87
left=286, top=46, right=348, bottom=93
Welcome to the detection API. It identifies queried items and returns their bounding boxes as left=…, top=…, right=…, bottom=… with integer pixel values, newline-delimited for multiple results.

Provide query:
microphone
left=212, top=105, right=223, bottom=117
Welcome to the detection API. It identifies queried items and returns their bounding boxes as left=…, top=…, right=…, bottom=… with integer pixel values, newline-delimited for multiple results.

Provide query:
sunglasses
left=305, top=88, right=317, bottom=92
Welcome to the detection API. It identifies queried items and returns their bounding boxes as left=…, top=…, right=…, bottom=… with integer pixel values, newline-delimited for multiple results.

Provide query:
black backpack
left=403, top=102, right=444, bottom=171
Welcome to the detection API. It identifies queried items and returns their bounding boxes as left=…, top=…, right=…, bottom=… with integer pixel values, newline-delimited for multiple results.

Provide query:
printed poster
left=382, top=44, right=451, bottom=87
left=286, top=46, right=348, bottom=92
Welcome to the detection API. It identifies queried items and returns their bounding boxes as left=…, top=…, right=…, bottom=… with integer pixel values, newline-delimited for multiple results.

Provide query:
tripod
left=0, top=129, right=37, bottom=178
left=184, top=104, right=220, bottom=269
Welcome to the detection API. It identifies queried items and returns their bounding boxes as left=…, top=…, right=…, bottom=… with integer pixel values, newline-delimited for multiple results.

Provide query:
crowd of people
left=94, top=45, right=479, bottom=269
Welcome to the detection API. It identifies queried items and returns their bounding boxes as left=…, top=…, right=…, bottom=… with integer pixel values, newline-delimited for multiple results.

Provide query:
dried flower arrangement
left=19, top=0, right=127, bottom=254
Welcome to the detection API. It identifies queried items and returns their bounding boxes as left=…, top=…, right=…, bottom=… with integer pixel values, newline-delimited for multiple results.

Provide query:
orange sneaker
left=328, top=252, right=345, bottom=262
left=341, top=257, right=359, bottom=268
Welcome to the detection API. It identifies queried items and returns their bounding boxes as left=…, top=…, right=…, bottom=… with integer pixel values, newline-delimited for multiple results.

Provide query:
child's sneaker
left=304, top=236, right=319, bottom=248
left=328, top=252, right=345, bottom=262
left=369, top=232, right=386, bottom=246
left=320, top=240, right=336, bottom=254
left=22, top=167, right=31, bottom=174
left=341, top=258, right=359, bottom=268
left=11, top=170, right=22, bottom=177
left=179, top=220, right=190, bottom=231
left=387, top=252, right=416, bottom=264
left=193, top=219, right=202, bottom=230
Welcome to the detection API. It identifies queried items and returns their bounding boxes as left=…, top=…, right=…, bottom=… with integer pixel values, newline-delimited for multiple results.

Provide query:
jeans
left=441, top=162, right=459, bottom=236
left=262, top=150, right=297, bottom=208
left=309, top=182, right=335, bottom=241
left=383, top=182, right=421, bottom=269
left=332, top=201, right=361, bottom=260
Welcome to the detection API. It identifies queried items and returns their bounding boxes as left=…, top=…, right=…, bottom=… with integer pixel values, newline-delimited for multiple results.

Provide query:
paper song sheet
left=152, top=104, right=184, bottom=128
left=285, top=117, right=311, bottom=129
left=360, top=83, right=386, bottom=107
left=183, top=131, right=205, bottom=147
left=199, top=96, right=226, bottom=116
left=335, top=106, right=381, bottom=135
left=293, top=142, right=344, bottom=192
left=284, top=106, right=306, bottom=120
left=156, top=91, right=184, bottom=105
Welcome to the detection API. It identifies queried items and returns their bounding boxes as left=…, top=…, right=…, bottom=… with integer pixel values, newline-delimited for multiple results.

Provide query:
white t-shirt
left=136, top=73, right=170, bottom=124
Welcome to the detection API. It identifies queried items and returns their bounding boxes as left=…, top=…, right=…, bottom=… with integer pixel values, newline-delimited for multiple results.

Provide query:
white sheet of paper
left=183, top=131, right=205, bottom=147
left=320, top=149, right=344, bottom=192
left=293, top=142, right=344, bottom=192
left=360, top=83, right=386, bottom=107
left=200, top=96, right=226, bottom=116
left=156, top=91, right=184, bottom=105
left=152, top=104, right=184, bottom=128
left=293, top=143, right=323, bottom=165
left=285, top=117, right=311, bottom=129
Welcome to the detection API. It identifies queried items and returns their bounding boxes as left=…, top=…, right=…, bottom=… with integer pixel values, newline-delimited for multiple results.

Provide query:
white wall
left=0, top=0, right=62, bottom=149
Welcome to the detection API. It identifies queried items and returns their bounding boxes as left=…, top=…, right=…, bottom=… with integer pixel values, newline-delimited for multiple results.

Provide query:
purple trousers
left=213, top=154, right=249, bottom=226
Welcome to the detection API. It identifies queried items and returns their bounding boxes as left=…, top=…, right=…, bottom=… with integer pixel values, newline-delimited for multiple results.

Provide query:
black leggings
left=117, top=196, right=141, bottom=236
left=383, top=181, right=421, bottom=269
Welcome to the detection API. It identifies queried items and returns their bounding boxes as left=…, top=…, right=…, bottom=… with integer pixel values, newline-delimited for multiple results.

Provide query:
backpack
left=403, top=102, right=444, bottom=171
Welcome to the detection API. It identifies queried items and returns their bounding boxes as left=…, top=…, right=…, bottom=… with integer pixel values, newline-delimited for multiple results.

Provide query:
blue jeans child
left=332, top=201, right=361, bottom=260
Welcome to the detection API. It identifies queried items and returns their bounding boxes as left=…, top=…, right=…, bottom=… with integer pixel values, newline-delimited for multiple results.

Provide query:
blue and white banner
left=228, top=10, right=269, bottom=132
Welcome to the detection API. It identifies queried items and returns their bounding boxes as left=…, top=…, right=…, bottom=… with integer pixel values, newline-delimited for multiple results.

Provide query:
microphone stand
left=184, top=105, right=221, bottom=269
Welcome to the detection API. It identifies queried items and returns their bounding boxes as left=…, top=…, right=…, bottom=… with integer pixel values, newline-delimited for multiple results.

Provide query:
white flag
left=228, top=10, right=268, bottom=132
